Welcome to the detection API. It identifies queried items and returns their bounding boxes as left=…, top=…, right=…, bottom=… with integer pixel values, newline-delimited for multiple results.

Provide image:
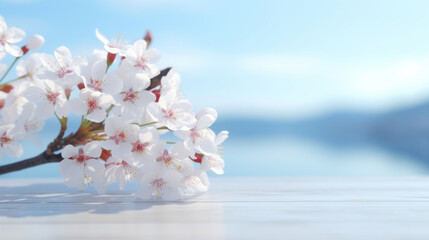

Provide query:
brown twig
left=0, top=152, right=62, bottom=175
left=146, top=67, right=172, bottom=90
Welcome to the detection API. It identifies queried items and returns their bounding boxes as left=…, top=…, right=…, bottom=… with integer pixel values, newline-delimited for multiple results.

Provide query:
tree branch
left=146, top=67, right=172, bottom=90
left=0, top=152, right=62, bottom=175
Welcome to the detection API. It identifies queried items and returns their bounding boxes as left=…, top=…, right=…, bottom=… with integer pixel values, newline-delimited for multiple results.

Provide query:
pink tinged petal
left=4, top=43, right=23, bottom=57
left=69, top=98, right=87, bottom=116
left=85, top=159, right=105, bottom=178
left=40, top=53, right=60, bottom=72
left=54, top=101, right=70, bottom=119
left=139, top=127, right=158, bottom=142
left=91, top=60, right=107, bottom=78
left=3, top=141, right=23, bottom=158
left=103, top=73, right=123, bottom=95
left=98, top=94, right=114, bottom=108
left=196, top=108, right=217, bottom=129
left=6, top=27, right=26, bottom=43
left=104, top=116, right=124, bottom=136
left=138, top=90, right=156, bottom=106
left=36, top=101, right=55, bottom=120
left=215, top=131, right=229, bottom=146
left=95, top=29, right=109, bottom=44
left=84, top=142, right=102, bottom=158
left=100, top=139, right=116, bottom=150
left=86, top=109, right=107, bottom=123
left=62, top=144, right=78, bottom=159
left=54, top=46, right=72, bottom=66
left=60, top=160, right=85, bottom=188
left=113, top=142, right=132, bottom=157
left=195, top=139, right=217, bottom=155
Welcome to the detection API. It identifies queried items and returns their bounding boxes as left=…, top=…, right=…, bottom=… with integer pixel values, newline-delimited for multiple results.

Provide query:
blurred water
left=1, top=131, right=427, bottom=178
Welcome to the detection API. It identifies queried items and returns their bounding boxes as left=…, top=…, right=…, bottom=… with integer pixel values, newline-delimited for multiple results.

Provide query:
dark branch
left=146, top=67, right=172, bottom=90
left=0, top=152, right=62, bottom=175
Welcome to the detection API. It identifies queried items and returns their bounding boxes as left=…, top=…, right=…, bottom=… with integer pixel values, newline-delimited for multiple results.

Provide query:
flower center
left=121, top=88, right=139, bottom=104
left=0, top=132, right=12, bottom=147
left=110, top=130, right=127, bottom=144
left=162, top=109, right=176, bottom=120
left=72, top=149, right=91, bottom=163
left=134, top=58, right=147, bottom=70
left=58, top=67, right=72, bottom=78
left=87, top=98, right=100, bottom=113
left=151, top=178, right=166, bottom=189
left=131, top=140, right=149, bottom=153
left=45, top=90, right=60, bottom=104
left=89, top=78, right=103, bottom=91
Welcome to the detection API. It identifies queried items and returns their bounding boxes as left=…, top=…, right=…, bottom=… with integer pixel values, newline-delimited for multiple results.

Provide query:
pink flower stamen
left=134, top=58, right=147, bottom=70
left=72, top=148, right=91, bottom=163
left=0, top=132, right=12, bottom=147
left=87, top=98, right=100, bottom=113
left=162, top=109, right=176, bottom=120
left=88, top=78, right=103, bottom=91
left=132, top=140, right=149, bottom=153
left=58, top=67, right=72, bottom=78
left=121, top=89, right=139, bottom=104
left=110, top=131, right=127, bottom=144
left=45, top=90, right=60, bottom=104
left=151, top=178, right=166, bottom=189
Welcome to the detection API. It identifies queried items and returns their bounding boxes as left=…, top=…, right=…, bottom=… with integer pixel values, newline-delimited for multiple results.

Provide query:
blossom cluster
left=0, top=15, right=227, bottom=200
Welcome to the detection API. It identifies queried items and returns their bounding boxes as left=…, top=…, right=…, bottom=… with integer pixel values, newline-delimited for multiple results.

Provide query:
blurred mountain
left=213, top=101, right=429, bottom=164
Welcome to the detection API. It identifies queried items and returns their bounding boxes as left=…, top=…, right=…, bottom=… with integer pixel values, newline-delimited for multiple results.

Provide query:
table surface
left=1, top=177, right=429, bottom=240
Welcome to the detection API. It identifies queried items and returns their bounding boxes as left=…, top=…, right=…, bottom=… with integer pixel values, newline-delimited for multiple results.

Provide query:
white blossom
left=59, top=142, right=105, bottom=192
left=0, top=16, right=25, bottom=57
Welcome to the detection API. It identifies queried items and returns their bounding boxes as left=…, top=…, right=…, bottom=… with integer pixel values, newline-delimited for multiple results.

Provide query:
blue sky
left=2, top=0, right=429, bottom=118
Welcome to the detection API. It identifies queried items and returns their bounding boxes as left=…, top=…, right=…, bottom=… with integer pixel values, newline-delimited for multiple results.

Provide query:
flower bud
left=26, top=34, right=45, bottom=50
left=144, top=30, right=152, bottom=47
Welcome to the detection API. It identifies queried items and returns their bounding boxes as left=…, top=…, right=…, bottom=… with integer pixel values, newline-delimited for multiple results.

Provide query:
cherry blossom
left=39, top=46, right=86, bottom=93
left=24, top=80, right=69, bottom=120
left=0, top=15, right=228, bottom=201
left=113, top=73, right=155, bottom=122
left=0, top=16, right=26, bottom=57
left=59, top=142, right=105, bottom=192
left=156, top=142, right=193, bottom=174
left=69, top=89, right=114, bottom=123
left=0, top=123, right=23, bottom=163
left=147, top=89, right=196, bottom=131
left=83, top=60, right=122, bottom=95
left=136, top=166, right=183, bottom=200
left=105, top=156, right=139, bottom=189
left=17, top=103, right=44, bottom=147
left=16, top=53, right=42, bottom=83
left=125, top=39, right=160, bottom=78
left=130, top=127, right=164, bottom=166
left=175, top=108, right=218, bottom=155
left=180, top=171, right=209, bottom=195
left=101, top=116, right=140, bottom=157
left=95, top=29, right=128, bottom=55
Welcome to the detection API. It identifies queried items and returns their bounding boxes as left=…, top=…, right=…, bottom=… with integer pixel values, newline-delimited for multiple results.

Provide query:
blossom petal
left=84, top=142, right=102, bottom=158
left=61, top=144, right=77, bottom=159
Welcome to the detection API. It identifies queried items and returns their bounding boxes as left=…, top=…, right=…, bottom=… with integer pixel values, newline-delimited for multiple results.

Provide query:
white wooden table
left=1, top=178, right=429, bottom=240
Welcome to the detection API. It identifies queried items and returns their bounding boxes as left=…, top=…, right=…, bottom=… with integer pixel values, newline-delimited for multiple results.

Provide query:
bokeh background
left=2, top=0, right=429, bottom=178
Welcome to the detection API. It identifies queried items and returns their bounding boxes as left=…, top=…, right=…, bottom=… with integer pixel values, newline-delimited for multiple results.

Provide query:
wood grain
left=1, top=178, right=429, bottom=240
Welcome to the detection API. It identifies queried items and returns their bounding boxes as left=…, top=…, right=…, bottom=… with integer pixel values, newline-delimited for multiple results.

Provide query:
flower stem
left=0, top=57, right=20, bottom=83
left=139, top=121, right=157, bottom=127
